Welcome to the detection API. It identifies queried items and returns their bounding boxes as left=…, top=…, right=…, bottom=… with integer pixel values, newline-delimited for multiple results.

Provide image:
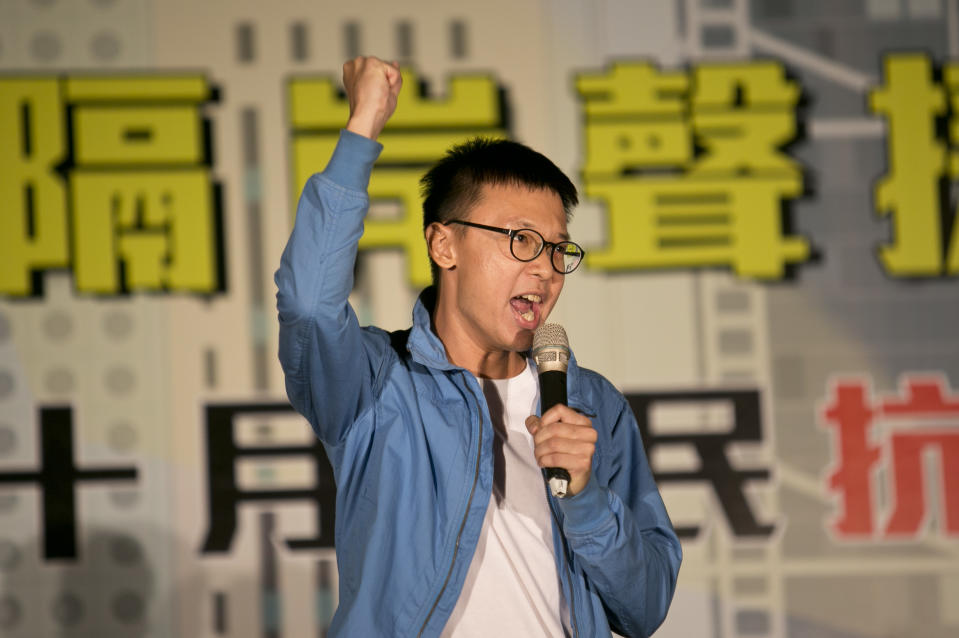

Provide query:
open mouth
left=510, top=293, right=542, bottom=324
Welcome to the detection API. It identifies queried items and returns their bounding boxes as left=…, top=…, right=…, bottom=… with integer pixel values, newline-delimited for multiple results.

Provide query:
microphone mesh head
left=533, top=323, right=569, bottom=351
left=532, top=323, right=569, bottom=373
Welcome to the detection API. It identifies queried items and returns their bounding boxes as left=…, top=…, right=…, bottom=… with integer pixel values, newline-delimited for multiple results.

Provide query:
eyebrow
left=513, top=219, right=570, bottom=241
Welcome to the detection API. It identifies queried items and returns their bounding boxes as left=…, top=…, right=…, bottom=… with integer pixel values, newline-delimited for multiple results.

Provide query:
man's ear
left=425, top=222, right=457, bottom=271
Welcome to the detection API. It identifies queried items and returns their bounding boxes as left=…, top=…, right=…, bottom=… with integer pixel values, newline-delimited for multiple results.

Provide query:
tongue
left=511, top=297, right=533, bottom=314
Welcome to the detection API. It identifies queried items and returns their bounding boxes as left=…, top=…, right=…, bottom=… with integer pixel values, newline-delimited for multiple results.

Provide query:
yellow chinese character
left=0, top=78, right=69, bottom=296
left=942, top=62, right=959, bottom=275
left=577, top=61, right=807, bottom=279
left=71, top=170, right=215, bottom=293
left=67, top=75, right=209, bottom=165
left=290, top=69, right=501, bottom=130
left=65, top=75, right=219, bottom=293
left=870, top=54, right=947, bottom=276
left=576, top=62, right=692, bottom=177
left=691, top=62, right=800, bottom=176
left=585, top=175, right=807, bottom=279
left=289, top=69, right=506, bottom=287
left=576, top=62, right=688, bottom=118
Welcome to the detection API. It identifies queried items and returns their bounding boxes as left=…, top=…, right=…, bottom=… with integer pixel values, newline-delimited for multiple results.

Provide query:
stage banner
left=1, top=1, right=957, bottom=637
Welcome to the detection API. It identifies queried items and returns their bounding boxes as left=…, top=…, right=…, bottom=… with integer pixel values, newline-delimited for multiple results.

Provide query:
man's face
left=446, top=182, right=568, bottom=355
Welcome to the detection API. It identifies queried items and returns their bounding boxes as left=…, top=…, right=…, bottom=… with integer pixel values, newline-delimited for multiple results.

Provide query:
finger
left=533, top=422, right=597, bottom=447
left=387, top=68, right=403, bottom=94
left=533, top=450, right=594, bottom=473
left=534, top=433, right=596, bottom=456
left=534, top=436, right=595, bottom=458
left=539, top=404, right=592, bottom=427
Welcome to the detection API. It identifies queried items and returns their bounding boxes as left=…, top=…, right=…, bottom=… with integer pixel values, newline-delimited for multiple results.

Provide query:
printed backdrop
left=1, top=0, right=958, bottom=636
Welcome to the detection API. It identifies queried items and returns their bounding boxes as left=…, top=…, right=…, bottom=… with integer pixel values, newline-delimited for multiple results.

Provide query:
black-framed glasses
left=444, top=220, right=585, bottom=274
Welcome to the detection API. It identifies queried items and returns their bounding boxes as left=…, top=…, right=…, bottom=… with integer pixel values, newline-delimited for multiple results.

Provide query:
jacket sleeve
left=275, top=129, right=385, bottom=445
left=558, top=387, right=682, bottom=638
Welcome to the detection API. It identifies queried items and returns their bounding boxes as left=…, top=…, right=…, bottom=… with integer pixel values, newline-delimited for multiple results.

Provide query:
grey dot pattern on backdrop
left=52, top=593, right=83, bottom=626
left=91, top=31, right=121, bottom=60
left=0, top=426, right=15, bottom=456
left=0, top=494, right=18, bottom=513
left=30, top=31, right=62, bottom=62
left=0, top=371, right=14, bottom=400
left=0, top=595, right=21, bottom=630
left=110, top=536, right=142, bottom=565
left=0, top=313, right=11, bottom=343
left=105, top=366, right=136, bottom=395
left=109, top=490, right=139, bottom=508
left=103, top=311, right=134, bottom=339
left=108, top=422, right=138, bottom=451
left=46, top=368, right=75, bottom=394
left=43, top=311, right=73, bottom=340
left=0, top=541, right=21, bottom=572
left=112, top=590, right=145, bottom=624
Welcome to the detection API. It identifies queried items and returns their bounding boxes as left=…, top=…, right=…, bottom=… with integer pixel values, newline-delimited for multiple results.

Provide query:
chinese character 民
left=627, top=389, right=774, bottom=539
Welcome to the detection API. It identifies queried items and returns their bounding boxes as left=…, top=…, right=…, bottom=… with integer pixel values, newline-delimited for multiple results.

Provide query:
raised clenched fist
left=342, top=56, right=403, bottom=141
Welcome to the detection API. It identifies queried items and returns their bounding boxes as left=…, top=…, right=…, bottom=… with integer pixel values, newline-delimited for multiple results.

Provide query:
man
left=276, top=56, right=681, bottom=637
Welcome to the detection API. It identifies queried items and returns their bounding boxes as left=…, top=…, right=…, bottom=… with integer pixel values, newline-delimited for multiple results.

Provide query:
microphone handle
left=539, top=369, right=571, bottom=498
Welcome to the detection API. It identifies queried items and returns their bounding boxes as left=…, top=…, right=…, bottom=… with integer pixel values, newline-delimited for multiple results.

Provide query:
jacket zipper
left=546, top=483, right=580, bottom=638
left=416, top=377, right=485, bottom=637
left=551, top=402, right=591, bottom=638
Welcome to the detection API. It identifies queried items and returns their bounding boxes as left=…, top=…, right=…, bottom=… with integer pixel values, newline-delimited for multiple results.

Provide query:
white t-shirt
left=441, top=361, right=570, bottom=637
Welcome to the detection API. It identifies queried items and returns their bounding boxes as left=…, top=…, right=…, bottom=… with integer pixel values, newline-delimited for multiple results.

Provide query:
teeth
left=520, top=294, right=542, bottom=303
left=521, top=310, right=534, bottom=322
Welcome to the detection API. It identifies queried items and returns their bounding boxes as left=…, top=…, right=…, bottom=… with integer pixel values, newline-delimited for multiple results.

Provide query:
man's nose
left=526, top=246, right=555, bottom=278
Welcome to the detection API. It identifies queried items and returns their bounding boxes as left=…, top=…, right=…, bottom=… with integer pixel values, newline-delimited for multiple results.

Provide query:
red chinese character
left=822, top=375, right=959, bottom=540
left=822, top=380, right=881, bottom=536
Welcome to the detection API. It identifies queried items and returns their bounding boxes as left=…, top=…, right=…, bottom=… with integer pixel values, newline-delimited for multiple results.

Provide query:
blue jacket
left=276, top=130, right=682, bottom=637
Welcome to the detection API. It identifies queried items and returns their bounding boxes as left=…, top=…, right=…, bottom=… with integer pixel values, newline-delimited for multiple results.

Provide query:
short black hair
left=420, top=137, right=578, bottom=286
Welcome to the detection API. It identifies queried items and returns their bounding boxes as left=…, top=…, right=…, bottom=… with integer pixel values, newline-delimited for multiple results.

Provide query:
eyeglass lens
left=510, top=229, right=583, bottom=274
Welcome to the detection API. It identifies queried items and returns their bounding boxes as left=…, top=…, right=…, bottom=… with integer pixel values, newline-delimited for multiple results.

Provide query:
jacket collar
left=408, top=287, right=460, bottom=371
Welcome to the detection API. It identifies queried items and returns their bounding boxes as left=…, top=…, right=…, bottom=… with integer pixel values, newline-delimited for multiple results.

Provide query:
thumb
left=525, top=415, right=540, bottom=434
left=386, top=63, right=402, bottom=87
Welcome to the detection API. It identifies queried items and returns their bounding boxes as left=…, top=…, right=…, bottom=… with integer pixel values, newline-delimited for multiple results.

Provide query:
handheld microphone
left=532, top=323, right=572, bottom=498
